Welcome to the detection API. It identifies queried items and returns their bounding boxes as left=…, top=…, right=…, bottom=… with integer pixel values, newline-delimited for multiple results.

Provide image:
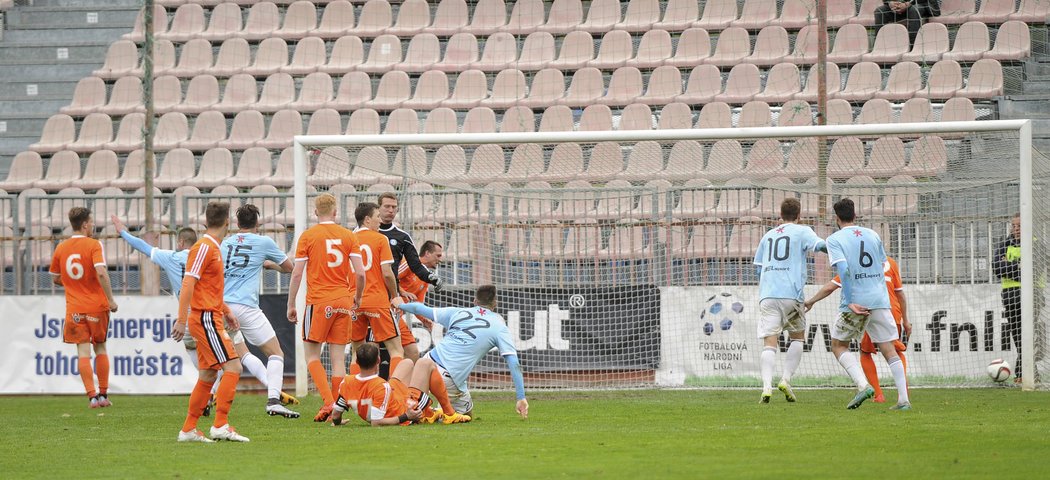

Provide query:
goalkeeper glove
left=431, top=275, right=444, bottom=292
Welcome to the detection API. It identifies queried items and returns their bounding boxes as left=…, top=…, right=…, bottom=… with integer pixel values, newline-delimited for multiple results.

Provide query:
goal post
left=292, top=120, right=1047, bottom=393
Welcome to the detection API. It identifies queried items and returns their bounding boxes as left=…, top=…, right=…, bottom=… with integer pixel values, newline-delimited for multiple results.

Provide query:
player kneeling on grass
left=395, top=285, right=529, bottom=420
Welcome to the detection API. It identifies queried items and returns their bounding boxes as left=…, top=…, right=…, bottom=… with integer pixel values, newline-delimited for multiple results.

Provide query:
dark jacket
left=884, top=0, right=941, bottom=17
left=992, top=234, right=1021, bottom=284
left=378, top=222, right=439, bottom=287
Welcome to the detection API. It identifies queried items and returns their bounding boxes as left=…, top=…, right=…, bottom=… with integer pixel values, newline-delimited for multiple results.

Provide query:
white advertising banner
left=0, top=296, right=197, bottom=394
left=658, top=285, right=1020, bottom=386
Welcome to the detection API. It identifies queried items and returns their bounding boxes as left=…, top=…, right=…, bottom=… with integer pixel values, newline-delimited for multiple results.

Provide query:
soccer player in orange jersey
left=396, top=240, right=444, bottom=361
left=806, top=256, right=912, bottom=403
left=349, top=202, right=405, bottom=377
left=287, top=193, right=366, bottom=422
left=173, top=202, right=248, bottom=443
left=49, top=207, right=118, bottom=409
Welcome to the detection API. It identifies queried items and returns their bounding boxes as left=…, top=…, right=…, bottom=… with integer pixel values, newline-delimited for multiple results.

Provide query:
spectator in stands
left=874, top=0, right=941, bottom=46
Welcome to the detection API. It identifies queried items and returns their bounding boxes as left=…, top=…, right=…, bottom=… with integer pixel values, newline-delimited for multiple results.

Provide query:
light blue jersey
left=826, top=226, right=890, bottom=312
left=753, top=223, right=825, bottom=302
left=220, top=232, right=288, bottom=308
left=429, top=306, right=518, bottom=392
left=119, top=230, right=188, bottom=296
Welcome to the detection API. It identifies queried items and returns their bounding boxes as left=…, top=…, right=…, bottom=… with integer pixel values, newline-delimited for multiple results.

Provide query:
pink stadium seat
left=561, top=67, right=605, bottom=107
left=321, top=36, right=365, bottom=74
left=283, top=37, right=328, bottom=75
left=346, top=108, right=381, bottom=135
left=754, top=62, right=801, bottom=103
left=658, top=102, right=693, bottom=129
left=901, top=22, right=950, bottom=63
left=579, top=0, right=621, bottom=33
left=359, top=34, right=402, bottom=73
left=826, top=0, right=857, bottom=25
left=579, top=105, right=613, bottom=131
left=306, top=108, right=344, bottom=136
left=795, top=62, right=841, bottom=102
left=856, top=98, right=894, bottom=124
left=549, top=30, right=594, bottom=69
left=30, top=114, right=76, bottom=153
left=538, top=143, right=584, bottom=182
left=842, top=175, right=879, bottom=217
left=1010, top=0, right=1050, bottom=22
left=168, top=39, right=213, bottom=78
left=943, top=21, right=990, bottom=62
left=883, top=174, right=919, bottom=215
left=144, top=40, right=177, bottom=77
left=695, top=0, right=738, bottom=29
left=397, top=146, right=430, bottom=182
left=68, top=113, right=113, bottom=153
left=481, top=69, right=527, bottom=109
left=616, top=0, right=661, bottom=32
left=850, top=0, right=884, bottom=26
left=738, top=101, right=771, bottom=128
left=594, top=179, right=635, bottom=221
left=713, top=179, right=757, bottom=219
left=705, top=27, right=751, bottom=66
left=44, top=187, right=87, bottom=228
left=153, top=112, right=190, bottom=151
left=862, top=24, right=910, bottom=63
left=98, top=77, right=142, bottom=116
left=518, top=31, right=556, bottom=70
left=506, top=144, right=546, bottom=182
left=917, top=59, right=963, bottom=99
left=667, top=27, right=712, bottom=67
left=932, top=0, right=976, bottom=24
left=541, top=0, right=583, bottom=34
left=664, top=142, right=705, bottom=182
left=734, top=0, right=775, bottom=29
left=601, top=67, right=644, bottom=106
left=959, top=58, right=1004, bottom=99
left=746, top=26, right=789, bottom=66
left=783, top=137, right=818, bottom=178
left=466, top=145, right=507, bottom=183
left=275, top=1, right=317, bottom=39
left=155, top=149, right=196, bottom=189
left=628, top=29, right=672, bottom=69
left=202, top=2, right=243, bottom=41
left=105, top=113, right=146, bottom=152
left=311, top=147, right=352, bottom=186
left=371, top=71, right=412, bottom=110
left=430, top=0, right=469, bottom=36
left=720, top=63, right=762, bottom=104
left=182, top=110, right=227, bottom=151
left=239, top=2, right=281, bottom=41
left=91, top=187, right=126, bottom=227
left=462, top=107, right=497, bottom=134
left=34, top=151, right=81, bottom=191
left=826, top=136, right=864, bottom=179
left=254, top=73, right=296, bottom=113
left=436, top=33, right=479, bottom=72
left=257, top=109, right=303, bottom=150
left=825, top=98, right=855, bottom=125
left=876, top=61, right=922, bottom=101
left=423, top=108, right=458, bottom=134
left=704, top=140, right=745, bottom=182
left=333, top=72, right=373, bottom=110
left=172, top=185, right=205, bottom=225
left=900, top=97, right=933, bottom=123
left=384, top=108, right=420, bottom=134
left=389, top=0, right=430, bottom=35
left=314, top=0, right=356, bottom=38
left=210, top=39, right=251, bottom=77
left=942, top=96, right=975, bottom=122
left=244, top=37, right=289, bottom=76
left=695, top=101, right=732, bottom=129
left=250, top=185, right=286, bottom=224
left=673, top=178, right=716, bottom=217
left=501, top=106, right=536, bottom=132
left=290, top=72, right=335, bottom=112
left=187, top=148, right=234, bottom=188
left=678, top=65, right=722, bottom=104
left=475, top=32, right=519, bottom=71
left=403, top=70, right=449, bottom=110
left=551, top=180, right=597, bottom=221
left=429, top=145, right=469, bottom=184
left=400, top=34, right=441, bottom=72
left=79, top=150, right=120, bottom=190
left=775, top=0, right=818, bottom=29
left=123, top=4, right=168, bottom=42
left=61, top=77, right=107, bottom=116
left=743, top=139, right=786, bottom=179
left=147, top=75, right=183, bottom=115
left=443, top=69, right=488, bottom=109
left=834, top=62, right=882, bottom=101
left=618, top=141, right=664, bottom=181
left=866, top=137, right=908, bottom=177
left=620, top=103, right=653, bottom=130
left=786, top=25, right=821, bottom=64
left=229, top=148, right=273, bottom=188
left=777, top=99, right=812, bottom=127
left=268, top=148, right=295, bottom=187
left=827, top=24, right=870, bottom=64
left=589, top=30, right=634, bottom=69
left=538, top=105, right=573, bottom=132
left=656, top=0, right=699, bottom=30
left=637, top=65, right=682, bottom=105
left=468, top=0, right=508, bottom=35
left=507, top=0, right=547, bottom=34
left=987, top=20, right=1032, bottom=60
left=110, top=150, right=149, bottom=190
left=94, top=40, right=138, bottom=80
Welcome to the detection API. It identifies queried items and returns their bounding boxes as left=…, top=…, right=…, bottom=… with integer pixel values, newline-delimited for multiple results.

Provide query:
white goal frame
left=292, top=120, right=1036, bottom=394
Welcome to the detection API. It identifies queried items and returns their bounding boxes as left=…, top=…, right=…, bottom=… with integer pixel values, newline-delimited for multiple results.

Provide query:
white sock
left=888, top=357, right=910, bottom=404
left=185, top=349, right=199, bottom=369
left=760, top=347, right=775, bottom=391
left=782, top=340, right=803, bottom=382
left=242, top=352, right=268, bottom=386
left=267, top=355, right=284, bottom=401
left=836, top=352, right=868, bottom=390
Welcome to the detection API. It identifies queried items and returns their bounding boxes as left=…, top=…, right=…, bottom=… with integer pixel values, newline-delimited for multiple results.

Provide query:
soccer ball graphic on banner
left=987, top=359, right=1012, bottom=382
left=700, top=292, right=745, bottom=336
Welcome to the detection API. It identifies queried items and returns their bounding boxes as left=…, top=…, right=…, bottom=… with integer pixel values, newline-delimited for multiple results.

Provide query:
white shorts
left=424, top=351, right=473, bottom=415
left=757, top=298, right=807, bottom=339
left=228, top=303, right=277, bottom=347
left=832, top=309, right=898, bottom=343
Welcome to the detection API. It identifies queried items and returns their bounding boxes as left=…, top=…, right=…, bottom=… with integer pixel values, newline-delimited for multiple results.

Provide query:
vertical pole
left=815, top=0, right=830, bottom=220
left=141, top=0, right=160, bottom=295
left=1019, top=121, right=1035, bottom=391
left=293, top=141, right=309, bottom=397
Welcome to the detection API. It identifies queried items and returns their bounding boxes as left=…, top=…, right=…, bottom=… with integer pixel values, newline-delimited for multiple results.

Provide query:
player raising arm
left=752, top=198, right=826, bottom=404
left=396, top=285, right=528, bottom=420
left=286, top=193, right=366, bottom=422
left=50, top=207, right=118, bottom=408
left=823, top=198, right=910, bottom=411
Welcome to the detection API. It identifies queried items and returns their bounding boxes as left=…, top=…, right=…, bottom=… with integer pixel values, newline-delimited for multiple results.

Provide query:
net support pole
left=1020, top=120, right=1035, bottom=391
left=293, top=141, right=309, bottom=397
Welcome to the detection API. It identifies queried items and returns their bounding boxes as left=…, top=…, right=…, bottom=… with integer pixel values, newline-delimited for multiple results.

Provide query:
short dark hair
left=68, top=207, right=91, bottom=231
left=355, top=342, right=381, bottom=370
left=833, top=198, right=856, bottom=223
left=377, top=192, right=398, bottom=206
left=355, top=202, right=379, bottom=225
left=177, top=227, right=198, bottom=246
left=205, top=201, right=230, bottom=229
left=419, top=240, right=442, bottom=256
left=237, top=203, right=260, bottom=229
left=780, top=198, right=801, bottom=222
left=475, top=285, right=496, bottom=308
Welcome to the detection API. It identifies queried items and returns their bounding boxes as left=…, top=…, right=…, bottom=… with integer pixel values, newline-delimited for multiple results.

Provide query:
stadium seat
left=589, top=30, right=634, bottom=69
left=34, top=151, right=81, bottom=191
left=932, top=0, right=976, bottom=24
left=304, top=108, right=343, bottom=137
left=706, top=27, right=751, bottom=66
left=244, top=37, right=289, bottom=76
left=503, top=144, right=543, bottom=182
left=900, top=97, right=933, bottom=123
left=667, top=27, right=712, bottom=67
left=249, top=185, right=285, bottom=224
left=783, top=137, right=818, bottom=178
left=746, top=26, right=789, bottom=66
left=481, top=69, right=527, bottom=109
left=959, top=58, right=1004, bottom=98
left=68, top=113, right=113, bottom=153
left=867, top=136, right=908, bottom=177
left=430, top=0, right=469, bottom=36
left=91, top=187, right=126, bottom=226
left=443, top=69, right=488, bottom=109
left=202, top=2, right=243, bottom=41
left=269, top=148, right=296, bottom=187
left=468, top=0, right=508, bottom=36
left=620, top=103, right=654, bottom=130
left=713, top=179, right=757, bottom=219
left=61, top=77, right=107, bottom=116
left=400, top=34, right=441, bottom=72
left=734, top=0, right=775, bottom=29
left=704, top=140, right=745, bottom=182
left=333, top=72, right=373, bottom=110
left=743, top=140, right=786, bottom=180
left=594, top=179, right=635, bottom=220
left=627, top=29, right=672, bottom=69
left=314, top=0, right=356, bottom=38
left=148, top=76, right=183, bottom=115
left=254, top=73, right=297, bottom=112
left=907, top=135, right=948, bottom=176
left=211, top=185, right=243, bottom=215
left=187, top=148, right=234, bottom=189
left=549, top=30, right=594, bottom=69
left=1010, top=0, right=1050, bottom=22
left=125, top=186, right=165, bottom=227
left=98, top=77, right=142, bottom=116
left=942, top=21, right=990, bottom=62
left=43, top=187, right=86, bottom=228
left=429, top=146, right=469, bottom=184
left=582, top=142, right=625, bottom=181
left=384, top=108, right=420, bottom=135
left=579, top=0, right=621, bottom=33
left=578, top=105, right=612, bottom=131
left=902, top=22, right=949, bottom=63
left=168, top=39, right=213, bottom=78
left=695, top=0, right=737, bottom=29
left=862, top=24, right=910, bottom=63
left=435, top=183, right=479, bottom=224
left=942, top=96, right=975, bottom=122
left=916, top=59, right=963, bottom=99
left=142, top=40, right=177, bottom=77
left=155, top=148, right=197, bottom=189
left=673, top=178, right=716, bottom=218
left=275, top=0, right=317, bottom=39
left=678, top=65, right=722, bottom=104
left=210, top=39, right=251, bottom=77
left=123, top=4, right=168, bottom=41
left=633, top=179, right=672, bottom=216
left=795, top=62, right=841, bottom=102
left=501, top=106, right=536, bottom=133
left=537, top=105, right=573, bottom=132
left=538, top=143, right=584, bottom=182
left=637, top=65, right=682, bottom=105
left=476, top=33, right=519, bottom=71
left=658, top=102, right=693, bottom=130
left=464, top=144, right=506, bottom=183
left=850, top=0, right=884, bottom=26
left=560, top=67, right=605, bottom=107
left=462, top=107, right=496, bottom=134
left=79, top=150, right=120, bottom=191
left=827, top=24, right=870, bottom=64
left=775, top=0, right=816, bottom=29
left=739, top=101, right=772, bottom=128
left=618, top=141, right=664, bottom=181
left=826, top=136, right=865, bottom=179
left=876, top=62, right=922, bottom=101
left=311, top=147, right=352, bottom=186
left=182, top=110, right=228, bottom=151
left=372, top=71, right=412, bottom=110
left=516, top=180, right=557, bottom=220
left=883, top=174, right=919, bottom=215
left=835, top=62, right=882, bottom=101
left=436, top=33, right=480, bottom=72
left=153, top=112, right=190, bottom=151
left=359, top=34, right=402, bottom=73
left=776, top=100, right=812, bottom=127
left=346, top=108, right=380, bottom=135
left=695, top=101, right=732, bottom=129
left=754, top=63, right=801, bottom=103
left=29, top=115, right=76, bottom=154
left=403, top=70, right=449, bottom=110
left=388, top=0, right=430, bottom=35
left=229, top=148, right=274, bottom=188
left=257, top=109, right=303, bottom=150
left=786, top=25, right=821, bottom=64
left=290, top=72, right=335, bottom=112
left=105, top=113, right=146, bottom=152
left=517, top=32, right=556, bottom=70
left=725, top=218, right=767, bottom=258
left=321, top=36, right=365, bottom=74
left=825, top=98, right=855, bottom=125
left=601, top=223, right=650, bottom=261
left=94, top=40, right=138, bottom=80
left=720, top=63, right=762, bottom=104
left=655, top=0, right=699, bottom=30
left=551, top=180, right=597, bottom=221
left=240, top=2, right=281, bottom=40
left=616, top=0, right=660, bottom=32
left=283, top=37, right=327, bottom=75
left=422, top=108, right=457, bottom=134
left=857, top=98, right=894, bottom=124
left=541, top=0, right=583, bottom=33
left=601, top=67, right=644, bottom=106
left=172, top=185, right=205, bottom=225
left=110, top=150, right=149, bottom=190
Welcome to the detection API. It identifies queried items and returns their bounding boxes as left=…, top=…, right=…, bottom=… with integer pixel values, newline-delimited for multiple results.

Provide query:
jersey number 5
left=326, top=239, right=344, bottom=268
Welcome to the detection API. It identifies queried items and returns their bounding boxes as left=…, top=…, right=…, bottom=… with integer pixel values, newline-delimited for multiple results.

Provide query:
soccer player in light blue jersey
left=396, top=285, right=529, bottom=420
left=753, top=198, right=826, bottom=404
left=219, top=204, right=299, bottom=418
left=824, top=198, right=910, bottom=411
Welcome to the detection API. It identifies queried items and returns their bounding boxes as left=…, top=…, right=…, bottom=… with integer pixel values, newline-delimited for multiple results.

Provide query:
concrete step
left=0, top=27, right=129, bottom=44
left=23, top=0, right=141, bottom=7
left=0, top=136, right=39, bottom=156
left=0, top=80, right=78, bottom=99
left=0, top=43, right=111, bottom=63
left=0, top=115, right=50, bottom=137
left=0, top=63, right=99, bottom=81
left=7, top=6, right=141, bottom=28
left=0, top=98, right=70, bottom=115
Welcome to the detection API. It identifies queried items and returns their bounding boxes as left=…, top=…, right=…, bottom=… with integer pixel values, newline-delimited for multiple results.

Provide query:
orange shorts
left=189, top=310, right=239, bottom=371
left=352, top=306, right=400, bottom=343
left=389, top=378, right=410, bottom=419
left=303, top=298, right=353, bottom=345
left=398, top=314, right=416, bottom=347
left=63, top=311, right=109, bottom=345
left=861, top=325, right=907, bottom=354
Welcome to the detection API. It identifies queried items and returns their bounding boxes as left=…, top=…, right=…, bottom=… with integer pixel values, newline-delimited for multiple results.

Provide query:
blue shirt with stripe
left=753, top=223, right=825, bottom=302
left=826, top=226, right=891, bottom=312
left=219, top=232, right=288, bottom=308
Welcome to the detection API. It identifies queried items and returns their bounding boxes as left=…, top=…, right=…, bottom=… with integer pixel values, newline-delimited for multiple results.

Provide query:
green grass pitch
left=1, top=389, right=1047, bottom=479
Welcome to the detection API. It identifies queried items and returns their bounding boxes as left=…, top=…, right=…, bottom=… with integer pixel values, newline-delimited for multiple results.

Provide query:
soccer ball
left=987, top=359, right=1012, bottom=382
left=700, top=292, right=745, bottom=336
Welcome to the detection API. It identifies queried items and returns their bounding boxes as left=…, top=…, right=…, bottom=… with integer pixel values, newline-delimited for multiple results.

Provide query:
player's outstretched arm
left=504, top=354, right=528, bottom=419
left=804, top=281, right=839, bottom=312
left=112, top=215, right=154, bottom=258
left=396, top=302, right=436, bottom=321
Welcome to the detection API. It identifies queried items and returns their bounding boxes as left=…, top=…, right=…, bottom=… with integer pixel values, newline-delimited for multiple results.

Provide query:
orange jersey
left=354, top=228, right=395, bottom=309
left=833, top=257, right=904, bottom=324
left=50, top=236, right=109, bottom=313
left=337, top=374, right=408, bottom=423
left=397, top=259, right=429, bottom=302
left=184, top=234, right=225, bottom=312
left=295, top=222, right=361, bottom=304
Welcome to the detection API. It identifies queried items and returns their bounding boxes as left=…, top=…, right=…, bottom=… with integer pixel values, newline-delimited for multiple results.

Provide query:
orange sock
left=308, top=359, right=334, bottom=405
left=77, top=356, right=96, bottom=398
left=349, top=363, right=360, bottom=376
left=95, top=354, right=110, bottom=396
left=331, top=376, right=344, bottom=399
left=429, top=368, right=455, bottom=414
left=213, top=371, right=240, bottom=428
left=860, top=352, right=882, bottom=397
left=389, top=356, right=402, bottom=377
left=182, top=380, right=214, bottom=432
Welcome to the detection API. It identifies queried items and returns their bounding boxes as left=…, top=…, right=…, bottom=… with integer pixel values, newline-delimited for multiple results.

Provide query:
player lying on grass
left=395, top=285, right=529, bottom=420
left=330, top=342, right=470, bottom=426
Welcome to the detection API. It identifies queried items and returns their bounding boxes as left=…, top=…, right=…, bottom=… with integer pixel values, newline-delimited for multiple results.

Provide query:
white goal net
left=292, top=121, right=1049, bottom=393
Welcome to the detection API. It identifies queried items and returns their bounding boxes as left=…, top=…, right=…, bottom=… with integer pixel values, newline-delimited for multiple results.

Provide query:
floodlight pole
left=816, top=0, right=830, bottom=221
left=141, top=0, right=159, bottom=294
